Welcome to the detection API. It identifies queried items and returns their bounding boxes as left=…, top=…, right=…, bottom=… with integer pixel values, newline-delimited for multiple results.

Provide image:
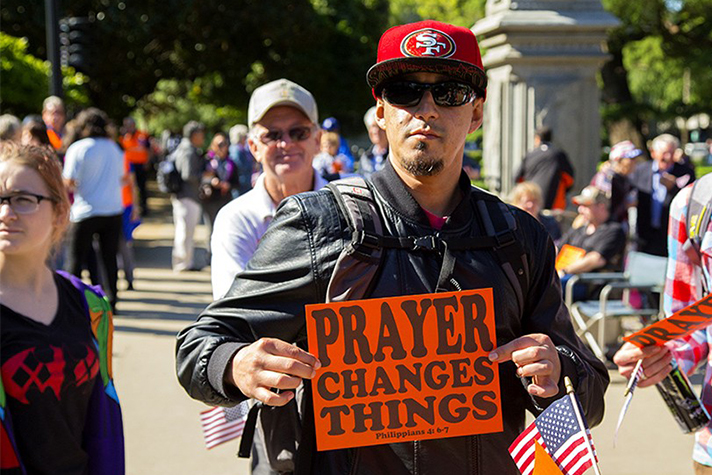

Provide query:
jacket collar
left=370, top=159, right=473, bottom=229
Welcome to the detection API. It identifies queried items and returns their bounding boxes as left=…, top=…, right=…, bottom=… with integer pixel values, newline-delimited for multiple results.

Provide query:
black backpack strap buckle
left=412, top=235, right=439, bottom=251
left=352, top=230, right=380, bottom=250
left=494, top=230, right=516, bottom=248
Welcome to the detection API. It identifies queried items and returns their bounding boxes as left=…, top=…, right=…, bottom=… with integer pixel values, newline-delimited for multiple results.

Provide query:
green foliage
left=0, top=33, right=89, bottom=117
left=389, top=0, right=485, bottom=26
left=1, top=0, right=390, bottom=131
left=133, top=76, right=244, bottom=135
left=601, top=0, right=712, bottom=137
left=0, top=33, right=47, bottom=115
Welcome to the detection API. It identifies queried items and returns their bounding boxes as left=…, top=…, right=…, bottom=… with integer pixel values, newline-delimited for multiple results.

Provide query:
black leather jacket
left=176, top=162, right=609, bottom=475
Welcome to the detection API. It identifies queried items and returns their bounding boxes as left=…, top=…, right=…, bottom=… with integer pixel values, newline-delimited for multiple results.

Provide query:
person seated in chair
left=558, top=186, right=626, bottom=300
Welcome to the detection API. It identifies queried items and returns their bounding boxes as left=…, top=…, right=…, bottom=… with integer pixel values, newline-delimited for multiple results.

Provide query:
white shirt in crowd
left=210, top=170, right=328, bottom=299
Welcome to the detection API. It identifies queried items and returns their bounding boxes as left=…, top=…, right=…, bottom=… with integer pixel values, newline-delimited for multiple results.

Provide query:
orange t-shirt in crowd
left=47, top=128, right=62, bottom=151
left=122, top=158, right=133, bottom=208
left=119, top=131, right=150, bottom=165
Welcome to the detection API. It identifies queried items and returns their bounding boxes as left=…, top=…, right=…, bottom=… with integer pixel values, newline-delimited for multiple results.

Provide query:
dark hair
left=22, top=117, right=51, bottom=146
left=535, top=126, right=552, bottom=143
left=76, top=108, right=109, bottom=139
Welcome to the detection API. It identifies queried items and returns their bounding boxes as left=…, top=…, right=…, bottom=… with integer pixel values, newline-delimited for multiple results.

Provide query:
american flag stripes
left=200, top=402, right=249, bottom=449
left=509, top=395, right=598, bottom=475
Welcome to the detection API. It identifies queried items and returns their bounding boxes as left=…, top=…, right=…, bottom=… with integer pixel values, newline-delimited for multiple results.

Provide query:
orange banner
left=305, top=288, right=502, bottom=452
left=623, top=293, right=712, bottom=348
left=555, top=245, right=587, bottom=272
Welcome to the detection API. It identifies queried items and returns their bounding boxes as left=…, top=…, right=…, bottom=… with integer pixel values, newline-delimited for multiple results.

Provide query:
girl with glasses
left=0, top=141, right=124, bottom=474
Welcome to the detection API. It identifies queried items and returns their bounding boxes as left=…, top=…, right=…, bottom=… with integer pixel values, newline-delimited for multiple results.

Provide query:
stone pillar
left=472, top=0, right=619, bottom=199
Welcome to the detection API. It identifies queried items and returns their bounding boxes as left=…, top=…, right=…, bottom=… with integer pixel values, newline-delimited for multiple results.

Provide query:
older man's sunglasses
left=380, top=81, right=477, bottom=108
left=258, top=125, right=313, bottom=145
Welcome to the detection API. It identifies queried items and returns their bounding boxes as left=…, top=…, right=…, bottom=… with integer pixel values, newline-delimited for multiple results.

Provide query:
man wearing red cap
left=177, top=20, right=607, bottom=474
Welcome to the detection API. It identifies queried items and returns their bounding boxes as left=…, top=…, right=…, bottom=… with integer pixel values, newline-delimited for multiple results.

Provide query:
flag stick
left=623, top=359, right=644, bottom=397
left=565, top=376, right=602, bottom=475
left=615, top=359, right=644, bottom=447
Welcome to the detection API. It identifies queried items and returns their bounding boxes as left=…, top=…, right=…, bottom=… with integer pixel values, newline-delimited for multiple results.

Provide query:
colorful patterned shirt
left=664, top=184, right=712, bottom=466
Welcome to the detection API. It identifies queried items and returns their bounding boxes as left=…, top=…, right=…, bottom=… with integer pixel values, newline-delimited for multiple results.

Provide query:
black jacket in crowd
left=176, top=162, right=609, bottom=475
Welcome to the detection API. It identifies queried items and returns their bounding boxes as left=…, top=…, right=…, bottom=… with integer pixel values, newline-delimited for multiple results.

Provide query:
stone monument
left=473, top=0, right=619, bottom=198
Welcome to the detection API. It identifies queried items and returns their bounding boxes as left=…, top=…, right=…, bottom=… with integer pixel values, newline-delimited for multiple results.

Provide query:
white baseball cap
left=247, top=78, right=318, bottom=127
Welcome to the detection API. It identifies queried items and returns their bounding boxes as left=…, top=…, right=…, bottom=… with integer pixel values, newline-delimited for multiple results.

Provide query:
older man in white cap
left=210, top=78, right=327, bottom=299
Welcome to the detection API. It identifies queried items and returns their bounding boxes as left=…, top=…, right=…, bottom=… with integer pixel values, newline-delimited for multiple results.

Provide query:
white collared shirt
left=210, top=169, right=328, bottom=299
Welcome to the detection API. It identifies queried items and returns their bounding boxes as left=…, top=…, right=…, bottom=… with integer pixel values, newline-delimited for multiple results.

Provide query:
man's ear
left=375, top=99, right=387, bottom=130
left=247, top=136, right=261, bottom=163
left=468, top=98, right=484, bottom=134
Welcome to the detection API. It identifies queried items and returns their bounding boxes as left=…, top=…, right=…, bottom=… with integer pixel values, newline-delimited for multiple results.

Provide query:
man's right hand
left=227, top=338, right=321, bottom=406
left=612, top=342, right=674, bottom=388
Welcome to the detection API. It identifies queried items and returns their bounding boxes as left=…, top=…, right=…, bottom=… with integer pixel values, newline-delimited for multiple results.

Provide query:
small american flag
left=200, top=402, right=249, bottom=449
left=509, top=395, right=598, bottom=475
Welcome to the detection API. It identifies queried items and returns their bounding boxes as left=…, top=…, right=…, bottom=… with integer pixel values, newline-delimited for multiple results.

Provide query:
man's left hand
left=488, top=334, right=561, bottom=398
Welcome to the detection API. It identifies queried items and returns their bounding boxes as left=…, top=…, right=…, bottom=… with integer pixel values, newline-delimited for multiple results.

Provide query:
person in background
left=358, top=105, right=388, bottom=178
left=228, top=124, right=255, bottom=196
left=62, top=108, right=125, bottom=312
left=0, top=141, right=124, bottom=474
left=210, top=78, right=327, bottom=300
left=590, top=140, right=641, bottom=224
left=201, top=131, right=239, bottom=252
left=515, top=126, right=575, bottom=211
left=320, top=116, right=354, bottom=172
left=628, top=133, right=695, bottom=257
left=313, top=131, right=345, bottom=179
left=21, top=115, right=51, bottom=147
left=509, top=181, right=561, bottom=241
left=118, top=151, right=140, bottom=291
left=0, top=114, right=22, bottom=142
left=171, top=120, right=206, bottom=272
left=119, top=118, right=151, bottom=216
left=613, top=176, right=712, bottom=475
left=42, top=96, right=66, bottom=152
left=177, top=21, right=607, bottom=475
left=557, top=186, right=626, bottom=301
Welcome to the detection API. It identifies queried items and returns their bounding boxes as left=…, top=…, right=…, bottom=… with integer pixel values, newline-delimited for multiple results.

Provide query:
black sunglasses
left=380, top=81, right=477, bottom=108
left=258, top=125, right=313, bottom=145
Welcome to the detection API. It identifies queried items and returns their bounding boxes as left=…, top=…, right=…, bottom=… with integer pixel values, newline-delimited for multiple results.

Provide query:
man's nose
left=414, top=90, right=439, bottom=120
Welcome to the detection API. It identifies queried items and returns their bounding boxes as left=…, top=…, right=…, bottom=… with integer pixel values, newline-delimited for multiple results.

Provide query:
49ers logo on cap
left=400, top=29, right=456, bottom=58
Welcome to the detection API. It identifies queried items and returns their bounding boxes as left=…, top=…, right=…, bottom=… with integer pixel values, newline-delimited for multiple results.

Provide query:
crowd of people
left=1, top=16, right=711, bottom=475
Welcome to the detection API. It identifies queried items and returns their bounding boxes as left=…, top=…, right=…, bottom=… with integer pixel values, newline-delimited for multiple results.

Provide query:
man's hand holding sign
left=228, top=338, right=322, bottom=407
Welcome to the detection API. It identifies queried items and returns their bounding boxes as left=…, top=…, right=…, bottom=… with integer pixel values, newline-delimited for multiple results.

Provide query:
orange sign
left=624, top=293, right=712, bottom=347
left=555, top=245, right=587, bottom=272
left=305, top=288, right=502, bottom=452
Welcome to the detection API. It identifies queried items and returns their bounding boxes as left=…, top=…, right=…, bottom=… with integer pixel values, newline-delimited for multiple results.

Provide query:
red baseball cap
left=367, top=20, right=487, bottom=97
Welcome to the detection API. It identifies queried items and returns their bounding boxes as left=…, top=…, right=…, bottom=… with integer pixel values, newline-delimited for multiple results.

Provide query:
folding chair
left=565, top=251, right=668, bottom=360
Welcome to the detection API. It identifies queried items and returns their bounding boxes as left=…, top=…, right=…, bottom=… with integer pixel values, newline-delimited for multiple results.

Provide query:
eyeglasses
left=0, top=193, right=55, bottom=215
left=380, top=81, right=477, bottom=108
left=257, top=126, right=313, bottom=145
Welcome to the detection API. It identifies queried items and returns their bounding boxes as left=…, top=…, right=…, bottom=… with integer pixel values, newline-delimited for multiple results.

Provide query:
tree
left=0, top=33, right=88, bottom=118
left=601, top=0, right=712, bottom=147
left=389, top=0, right=485, bottom=27
left=1, top=0, right=390, bottom=134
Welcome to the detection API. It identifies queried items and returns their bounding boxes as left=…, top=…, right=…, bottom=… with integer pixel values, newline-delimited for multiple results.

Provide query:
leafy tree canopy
left=601, top=0, right=712, bottom=143
left=0, top=32, right=88, bottom=118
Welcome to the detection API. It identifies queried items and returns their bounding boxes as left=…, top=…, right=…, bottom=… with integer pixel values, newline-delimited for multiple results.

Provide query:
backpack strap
left=473, top=193, right=530, bottom=312
left=684, top=174, right=712, bottom=292
left=326, top=177, right=385, bottom=302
